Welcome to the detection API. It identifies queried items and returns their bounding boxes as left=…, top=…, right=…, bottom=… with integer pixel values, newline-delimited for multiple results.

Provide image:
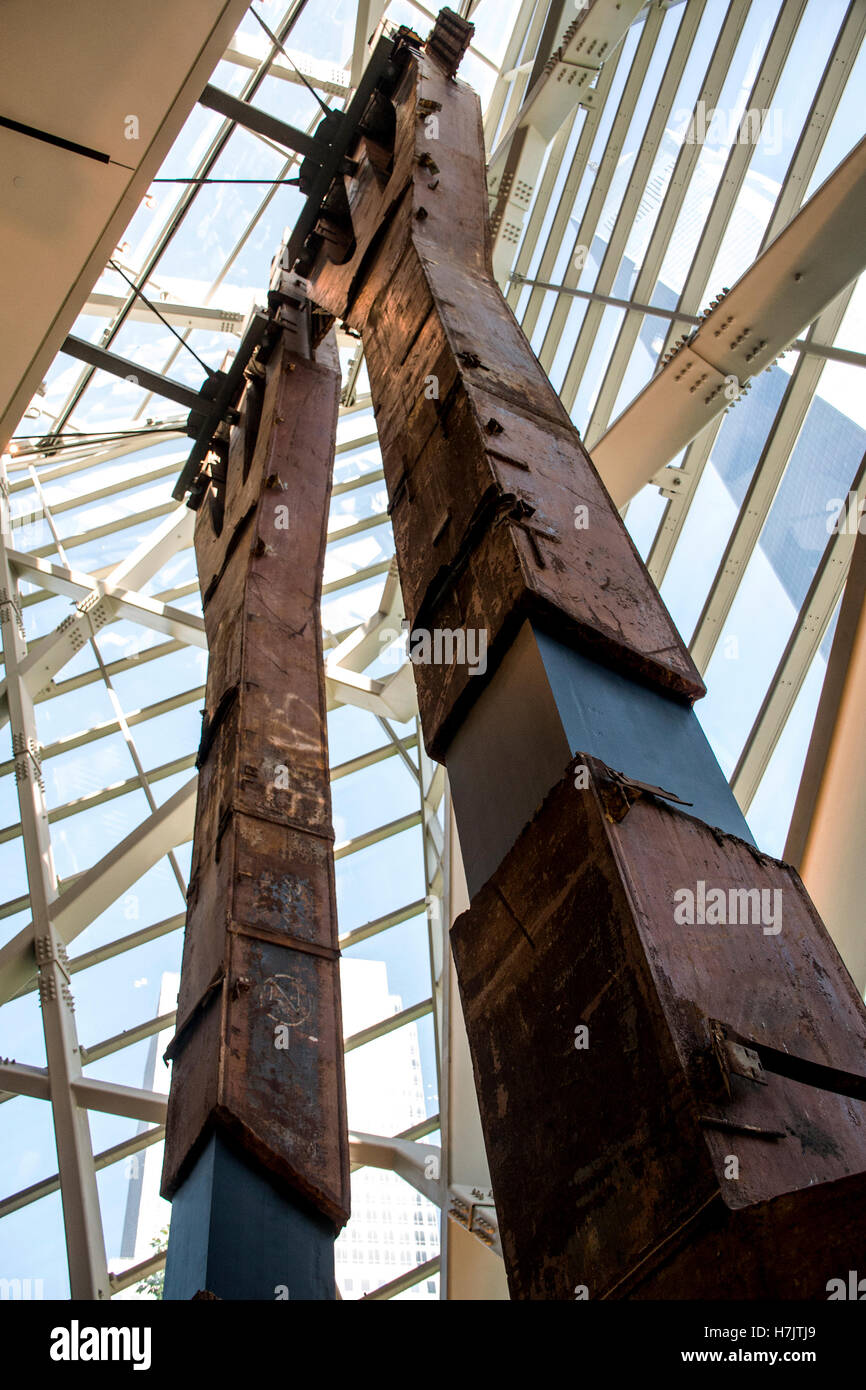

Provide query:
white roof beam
left=557, top=0, right=707, bottom=409
left=649, top=0, right=809, bottom=367
left=0, top=775, right=197, bottom=1004
left=6, top=549, right=204, bottom=643
left=487, top=0, right=645, bottom=282
left=482, top=0, right=543, bottom=152
left=504, top=45, right=622, bottom=329
left=591, top=134, right=866, bottom=506
left=222, top=31, right=351, bottom=97
left=350, top=0, right=388, bottom=89
left=80, top=291, right=246, bottom=336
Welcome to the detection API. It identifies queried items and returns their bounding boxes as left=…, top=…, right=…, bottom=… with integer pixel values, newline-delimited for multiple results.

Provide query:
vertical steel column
left=0, top=460, right=111, bottom=1300
left=161, top=298, right=349, bottom=1299
left=302, top=11, right=866, bottom=1299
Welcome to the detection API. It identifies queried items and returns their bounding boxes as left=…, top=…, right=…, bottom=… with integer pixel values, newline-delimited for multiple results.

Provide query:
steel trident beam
left=160, top=284, right=349, bottom=1299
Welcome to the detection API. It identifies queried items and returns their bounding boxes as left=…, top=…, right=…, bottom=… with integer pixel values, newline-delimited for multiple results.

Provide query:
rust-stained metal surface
left=161, top=314, right=350, bottom=1229
left=450, top=753, right=866, bottom=1299
left=294, top=9, right=866, bottom=1301
left=304, top=24, right=704, bottom=761
left=425, top=5, right=473, bottom=76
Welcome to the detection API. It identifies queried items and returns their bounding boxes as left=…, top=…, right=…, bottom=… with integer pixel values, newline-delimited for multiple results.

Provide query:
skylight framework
left=0, top=0, right=864, bottom=1301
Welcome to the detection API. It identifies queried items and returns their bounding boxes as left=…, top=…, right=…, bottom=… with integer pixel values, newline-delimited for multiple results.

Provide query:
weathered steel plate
left=451, top=754, right=866, bottom=1298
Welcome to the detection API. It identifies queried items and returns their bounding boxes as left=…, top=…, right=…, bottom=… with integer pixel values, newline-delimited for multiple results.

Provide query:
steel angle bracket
left=172, top=308, right=276, bottom=507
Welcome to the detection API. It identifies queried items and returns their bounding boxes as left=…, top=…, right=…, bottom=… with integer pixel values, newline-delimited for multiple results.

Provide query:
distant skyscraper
left=336, top=958, right=440, bottom=1301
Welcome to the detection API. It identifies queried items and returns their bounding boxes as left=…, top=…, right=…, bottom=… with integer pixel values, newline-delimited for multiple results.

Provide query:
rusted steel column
left=301, top=18, right=703, bottom=762
left=299, top=12, right=751, bottom=872
left=452, top=755, right=866, bottom=1299
left=297, top=10, right=866, bottom=1300
left=161, top=298, right=349, bottom=1299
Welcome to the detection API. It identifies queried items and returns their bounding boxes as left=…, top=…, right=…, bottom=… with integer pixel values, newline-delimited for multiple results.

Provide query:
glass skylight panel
left=332, top=757, right=421, bottom=845
left=335, top=825, right=424, bottom=936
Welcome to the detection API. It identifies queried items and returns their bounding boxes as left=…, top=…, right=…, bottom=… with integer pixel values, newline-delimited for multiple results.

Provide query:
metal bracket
left=75, top=590, right=112, bottom=632
left=597, top=763, right=693, bottom=823
left=173, top=309, right=276, bottom=507
left=448, top=1182, right=500, bottom=1255
left=0, top=587, right=26, bottom=640
left=12, top=732, right=45, bottom=791
left=35, top=938, right=76, bottom=1014
left=715, top=1020, right=866, bottom=1104
left=287, top=31, right=402, bottom=277
left=722, top=1038, right=767, bottom=1086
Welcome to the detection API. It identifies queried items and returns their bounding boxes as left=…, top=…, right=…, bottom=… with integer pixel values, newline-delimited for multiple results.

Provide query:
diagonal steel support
left=198, top=83, right=324, bottom=161
left=486, top=0, right=645, bottom=282
left=0, top=460, right=110, bottom=1299
left=0, top=505, right=198, bottom=728
left=591, top=133, right=866, bottom=504
left=0, top=776, right=197, bottom=1004
left=60, top=335, right=205, bottom=412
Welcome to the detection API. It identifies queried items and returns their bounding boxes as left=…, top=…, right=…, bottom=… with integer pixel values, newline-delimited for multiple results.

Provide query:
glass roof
left=1, top=0, right=864, bottom=1300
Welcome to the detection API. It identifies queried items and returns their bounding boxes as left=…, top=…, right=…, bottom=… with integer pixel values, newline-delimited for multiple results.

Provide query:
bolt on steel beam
left=298, top=8, right=866, bottom=1299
